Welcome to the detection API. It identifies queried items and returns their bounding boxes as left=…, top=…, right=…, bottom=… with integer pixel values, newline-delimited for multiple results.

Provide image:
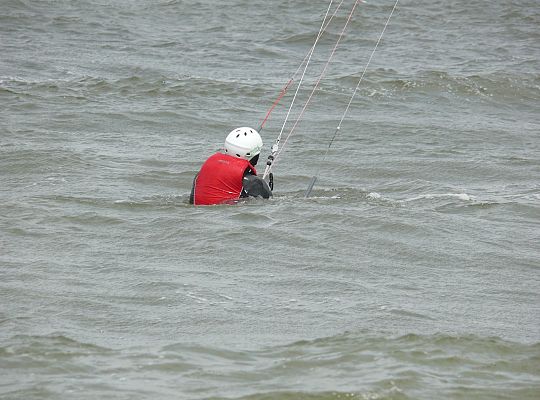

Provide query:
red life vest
left=193, top=152, right=257, bottom=205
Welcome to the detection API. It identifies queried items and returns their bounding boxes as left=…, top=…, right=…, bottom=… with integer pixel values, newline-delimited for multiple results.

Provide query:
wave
left=401, top=192, right=473, bottom=203
left=41, top=193, right=191, bottom=209
left=1, top=148, right=90, bottom=174
left=295, top=186, right=476, bottom=206
left=278, top=185, right=539, bottom=223
left=332, top=69, right=540, bottom=103
left=3, top=331, right=539, bottom=399
left=0, top=73, right=269, bottom=103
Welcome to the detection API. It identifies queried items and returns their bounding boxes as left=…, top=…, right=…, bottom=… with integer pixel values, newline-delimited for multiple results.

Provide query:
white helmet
left=224, top=127, right=263, bottom=160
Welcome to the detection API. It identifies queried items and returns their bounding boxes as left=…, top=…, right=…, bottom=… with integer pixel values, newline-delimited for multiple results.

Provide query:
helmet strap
left=249, top=154, right=259, bottom=166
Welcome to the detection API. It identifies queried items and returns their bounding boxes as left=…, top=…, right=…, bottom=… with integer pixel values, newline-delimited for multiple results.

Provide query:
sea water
left=1, top=0, right=539, bottom=398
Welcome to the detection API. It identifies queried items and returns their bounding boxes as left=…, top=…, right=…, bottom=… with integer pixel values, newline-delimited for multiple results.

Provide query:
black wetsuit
left=240, top=170, right=273, bottom=199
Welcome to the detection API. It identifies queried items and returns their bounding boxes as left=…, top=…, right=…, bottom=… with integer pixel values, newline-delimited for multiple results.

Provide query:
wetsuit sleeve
left=242, top=172, right=272, bottom=199
left=189, top=174, right=197, bottom=204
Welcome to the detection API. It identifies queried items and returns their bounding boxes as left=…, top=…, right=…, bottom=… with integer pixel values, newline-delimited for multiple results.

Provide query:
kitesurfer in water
left=189, top=127, right=272, bottom=205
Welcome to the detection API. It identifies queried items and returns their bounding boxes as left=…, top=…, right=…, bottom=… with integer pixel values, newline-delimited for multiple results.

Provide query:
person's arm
left=189, top=174, right=198, bottom=204
left=242, top=173, right=272, bottom=199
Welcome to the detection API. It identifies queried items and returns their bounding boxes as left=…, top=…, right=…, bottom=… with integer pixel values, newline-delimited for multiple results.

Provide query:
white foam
left=186, top=293, right=208, bottom=303
left=403, top=193, right=473, bottom=202
left=367, top=192, right=381, bottom=200
left=305, top=195, right=341, bottom=200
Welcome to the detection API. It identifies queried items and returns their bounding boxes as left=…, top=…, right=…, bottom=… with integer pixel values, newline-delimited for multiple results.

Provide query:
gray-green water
left=1, top=0, right=539, bottom=399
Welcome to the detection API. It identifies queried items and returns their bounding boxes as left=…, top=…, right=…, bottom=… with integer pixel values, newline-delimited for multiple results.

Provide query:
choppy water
left=1, top=0, right=539, bottom=399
